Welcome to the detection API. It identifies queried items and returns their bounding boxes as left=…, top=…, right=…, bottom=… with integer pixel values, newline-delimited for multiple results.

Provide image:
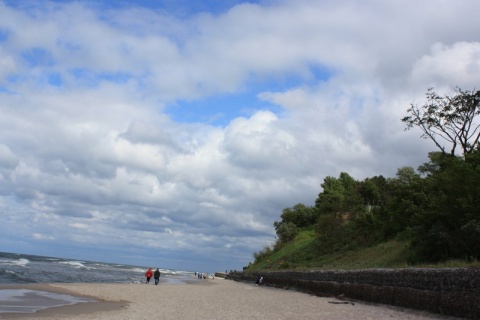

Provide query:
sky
left=0, top=0, right=479, bottom=273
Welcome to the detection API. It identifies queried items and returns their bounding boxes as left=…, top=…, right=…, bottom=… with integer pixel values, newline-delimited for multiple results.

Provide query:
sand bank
left=0, top=279, right=458, bottom=319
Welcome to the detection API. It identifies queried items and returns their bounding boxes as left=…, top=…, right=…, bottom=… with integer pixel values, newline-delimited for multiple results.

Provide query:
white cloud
left=0, top=48, right=16, bottom=80
left=411, top=41, right=480, bottom=89
left=0, top=144, right=18, bottom=170
left=32, top=233, right=55, bottom=240
left=0, top=0, right=479, bottom=271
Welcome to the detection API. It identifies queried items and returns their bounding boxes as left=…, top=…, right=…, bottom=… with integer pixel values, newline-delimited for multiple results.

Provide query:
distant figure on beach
left=145, top=268, right=153, bottom=284
left=154, top=268, right=161, bottom=285
left=255, top=276, right=263, bottom=285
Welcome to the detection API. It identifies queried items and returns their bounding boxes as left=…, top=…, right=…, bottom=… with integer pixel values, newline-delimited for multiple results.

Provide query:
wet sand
left=0, top=279, right=459, bottom=319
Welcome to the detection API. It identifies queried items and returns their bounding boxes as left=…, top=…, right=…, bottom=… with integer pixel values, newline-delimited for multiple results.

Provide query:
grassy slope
left=247, top=230, right=480, bottom=272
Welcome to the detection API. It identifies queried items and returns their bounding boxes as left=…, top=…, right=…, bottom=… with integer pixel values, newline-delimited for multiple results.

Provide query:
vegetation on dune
left=248, top=87, right=480, bottom=272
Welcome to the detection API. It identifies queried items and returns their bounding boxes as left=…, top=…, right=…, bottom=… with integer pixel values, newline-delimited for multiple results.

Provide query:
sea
left=0, top=251, right=197, bottom=314
left=0, top=251, right=195, bottom=285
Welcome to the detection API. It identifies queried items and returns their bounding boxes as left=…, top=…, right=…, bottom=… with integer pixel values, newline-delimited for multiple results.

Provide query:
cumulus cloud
left=0, top=0, right=479, bottom=271
left=412, top=42, right=480, bottom=89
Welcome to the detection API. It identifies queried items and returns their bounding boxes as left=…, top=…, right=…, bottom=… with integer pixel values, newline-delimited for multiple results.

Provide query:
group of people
left=145, top=267, right=161, bottom=285
left=145, top=268, right=216, bottom=284
left=194, top=271, right=210, bottom=279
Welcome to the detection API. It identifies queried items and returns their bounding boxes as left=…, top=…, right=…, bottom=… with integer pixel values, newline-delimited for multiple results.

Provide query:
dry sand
left=0, top=279, right=459, bottom=319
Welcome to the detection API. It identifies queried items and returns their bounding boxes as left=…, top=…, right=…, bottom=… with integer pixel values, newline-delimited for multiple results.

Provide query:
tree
left=278, top=203, right=318, bottom=229
left=315, top=176, right=345, bottom=214
left=315, top=213, right=350, bottom=253
left=409, top=148, right=480, bottom=262
left=252, top=245, right=273, bottom=264
left=382, top=167, right=425, bottom=239
left=273, top=221, right=299, bottom=245
left=402, top=88, right=480, bottom=156
left=338, top=172, right=364, bottom=215
left=315, top=172, right=364, bottom=216
left=359, top=176, right=387, bottom=208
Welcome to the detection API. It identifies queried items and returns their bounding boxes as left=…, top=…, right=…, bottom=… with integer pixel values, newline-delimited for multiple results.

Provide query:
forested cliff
left=250, top=88, right=480, bottom=270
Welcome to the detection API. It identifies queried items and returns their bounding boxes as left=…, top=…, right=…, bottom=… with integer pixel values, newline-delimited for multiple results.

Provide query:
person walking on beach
left=145, top=267, right=153, bottom=284
left=154, top=268, right=161, bottom=285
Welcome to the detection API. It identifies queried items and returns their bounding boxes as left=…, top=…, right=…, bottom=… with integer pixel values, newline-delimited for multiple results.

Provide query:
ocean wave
left=92, top=263, right=111, bottom=267
left=0, top=269, right=34, bottom=284
left=58, top=261, right=95, bottom=270
left=15, top=259, right=30, bottom=267
left=128, top=267, right=181, bottom=276
left=130, top=278, right=143, bottom=284
left=0, top=258, right=30, bottom=268
left=160, top=269, right=176, bottom=275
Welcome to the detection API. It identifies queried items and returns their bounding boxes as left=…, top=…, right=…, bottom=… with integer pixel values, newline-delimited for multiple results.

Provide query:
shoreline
left=0, top=283, right=127, bottom=319
left=0, top=279, right=458, bottom=319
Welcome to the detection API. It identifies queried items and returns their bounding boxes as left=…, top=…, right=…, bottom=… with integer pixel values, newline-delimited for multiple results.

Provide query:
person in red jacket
left=145, top=267, right=153, bottom=284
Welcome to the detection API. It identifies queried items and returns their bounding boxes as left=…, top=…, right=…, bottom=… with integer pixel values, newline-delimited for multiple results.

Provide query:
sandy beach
left=0, top=279, right=458, bottom=320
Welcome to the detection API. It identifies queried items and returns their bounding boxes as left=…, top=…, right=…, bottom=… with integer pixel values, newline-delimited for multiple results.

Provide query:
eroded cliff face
left=231, top=268, right=480, bottom=319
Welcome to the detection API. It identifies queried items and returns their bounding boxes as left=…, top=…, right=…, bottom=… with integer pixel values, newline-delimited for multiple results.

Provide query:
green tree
left=359, top=175, right=388, bottom=208
left=339, top=172, right=364, bottom=215
left=252, top=245, right=273, bottom=264
left=272, top=203, right=318, bottom=248
left=315, top=214, right=350, bottom=254
left=315, top=172, right=364, bottom=216
left=351, top=211, right=384, bottom=246
left=409, top=149, right=480, bottom=262
left=273, top=221, right=299, bottom=245
left=382, top=167, right=425, bottom=239
left=315, top=176, right=345, bottom=214
left=314, top=172, right=383, bottom=253
left=278, top=203, right=318, bottom=229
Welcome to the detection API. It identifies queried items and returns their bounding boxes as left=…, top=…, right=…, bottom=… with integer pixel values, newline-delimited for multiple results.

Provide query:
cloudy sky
left=0, top=0, right=479, bottom=272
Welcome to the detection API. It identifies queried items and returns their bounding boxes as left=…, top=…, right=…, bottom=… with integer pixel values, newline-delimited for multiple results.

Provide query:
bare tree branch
left=402, top=88, right=480, bottom=156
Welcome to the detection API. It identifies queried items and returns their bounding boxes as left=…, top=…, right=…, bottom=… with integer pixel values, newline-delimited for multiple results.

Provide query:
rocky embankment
left=229, top=268, right=480, bottom=319
left=214, top=272, right=228, bottom=278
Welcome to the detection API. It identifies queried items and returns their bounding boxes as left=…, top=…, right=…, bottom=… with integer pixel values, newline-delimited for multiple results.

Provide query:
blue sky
left=168, top=66, right=329, bottom=126
left=0, top=0, right=479, bottom=273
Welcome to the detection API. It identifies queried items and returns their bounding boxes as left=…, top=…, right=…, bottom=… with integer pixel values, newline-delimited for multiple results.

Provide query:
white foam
left=160, top=269, right=176, bottom=275
left=58, top=261, right=95, bottom=270
left=0, top=258, right=30, bottom=268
